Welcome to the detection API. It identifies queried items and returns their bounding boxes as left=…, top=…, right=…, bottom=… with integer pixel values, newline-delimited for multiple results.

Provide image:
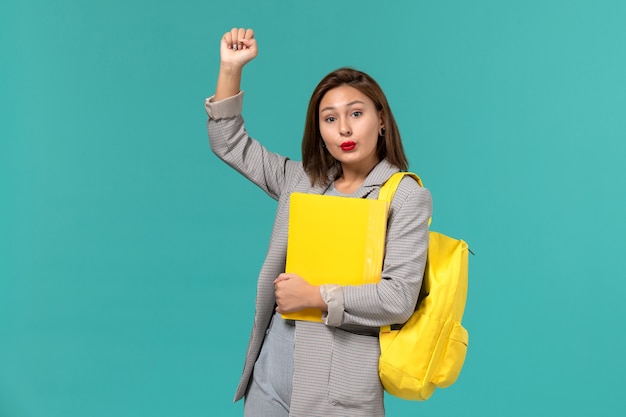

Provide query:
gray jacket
left=206, top=92, right=432, bottom=417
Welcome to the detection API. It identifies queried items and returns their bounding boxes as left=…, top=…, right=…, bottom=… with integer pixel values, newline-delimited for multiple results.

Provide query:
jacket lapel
left=301, top=160, right=400, bottom=197
left=350, top=160, right=400, bottom=199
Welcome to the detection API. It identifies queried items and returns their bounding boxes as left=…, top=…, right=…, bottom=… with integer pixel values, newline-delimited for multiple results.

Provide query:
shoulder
left=389, top=175, right=432, bottom=220
left=394, top=175, right=432, bottom=203
left=286, top=160, right=309, bottom=183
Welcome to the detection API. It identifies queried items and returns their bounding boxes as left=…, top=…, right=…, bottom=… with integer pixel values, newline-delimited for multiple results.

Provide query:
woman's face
left=318, top=85, right=383, bottom=174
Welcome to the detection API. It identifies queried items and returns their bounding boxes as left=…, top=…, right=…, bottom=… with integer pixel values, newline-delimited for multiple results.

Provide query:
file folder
left=282, top=192, right=388, bottom=322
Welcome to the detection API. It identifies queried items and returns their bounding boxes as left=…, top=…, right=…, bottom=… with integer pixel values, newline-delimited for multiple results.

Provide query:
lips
left=340, top=141, right=356, bottom=151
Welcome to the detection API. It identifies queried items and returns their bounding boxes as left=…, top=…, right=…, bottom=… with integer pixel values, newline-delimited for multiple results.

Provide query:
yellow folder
left=282, top=192, right=389, bottom=322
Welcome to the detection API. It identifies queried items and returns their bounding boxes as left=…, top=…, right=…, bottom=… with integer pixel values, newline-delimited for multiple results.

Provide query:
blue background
left=2, top=0, right=625, bottom=416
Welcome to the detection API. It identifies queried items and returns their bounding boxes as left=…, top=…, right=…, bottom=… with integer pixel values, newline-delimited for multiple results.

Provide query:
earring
left=379, top=127, right=386, bottom=137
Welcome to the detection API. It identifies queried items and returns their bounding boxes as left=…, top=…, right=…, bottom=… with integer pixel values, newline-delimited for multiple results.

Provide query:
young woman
left=206, top=28, right=432, bottom=417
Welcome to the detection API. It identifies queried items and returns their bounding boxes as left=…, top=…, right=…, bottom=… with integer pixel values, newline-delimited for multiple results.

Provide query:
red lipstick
left=340, top=141, right=356, bottom=151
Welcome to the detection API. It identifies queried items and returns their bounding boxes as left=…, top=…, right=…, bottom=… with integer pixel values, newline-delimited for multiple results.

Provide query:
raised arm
left=214, top=28, right=258, bottom=101
left=207, top=28, right=296, bottom=201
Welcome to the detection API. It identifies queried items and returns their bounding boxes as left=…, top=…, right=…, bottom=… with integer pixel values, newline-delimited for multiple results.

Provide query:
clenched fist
left=220, top=27, right=257, bottom=69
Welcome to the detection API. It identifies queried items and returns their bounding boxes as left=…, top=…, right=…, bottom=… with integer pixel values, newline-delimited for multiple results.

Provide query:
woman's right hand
left=220, top=27, right=257, bottom=69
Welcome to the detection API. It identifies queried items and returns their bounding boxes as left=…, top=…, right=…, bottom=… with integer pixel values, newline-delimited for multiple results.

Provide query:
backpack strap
left=379, top=172, right=429, bottom=228
left=378, top=172, right=428, bottom=335
left=378, top=172, right=423, bottom=206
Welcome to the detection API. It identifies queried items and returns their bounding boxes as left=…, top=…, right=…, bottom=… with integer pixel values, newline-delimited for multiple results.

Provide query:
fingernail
left=232, top=44, right=237, bottom=50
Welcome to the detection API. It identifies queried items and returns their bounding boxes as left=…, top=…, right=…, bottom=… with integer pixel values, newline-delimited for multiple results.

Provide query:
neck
left=335, top=158, right=380, bottom=193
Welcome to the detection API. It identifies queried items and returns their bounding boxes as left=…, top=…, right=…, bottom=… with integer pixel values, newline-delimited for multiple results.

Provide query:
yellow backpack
left=378, top=172, right=470, bottom=401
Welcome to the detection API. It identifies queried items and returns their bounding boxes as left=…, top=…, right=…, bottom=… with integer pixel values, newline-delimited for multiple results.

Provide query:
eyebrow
left=320, top=100, right=366, bottom=113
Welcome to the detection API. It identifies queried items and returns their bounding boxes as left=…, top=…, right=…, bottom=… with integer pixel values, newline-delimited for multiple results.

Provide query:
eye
left=351, top=111, right=363, bottom=117
left=324, top=116, right=336, bottom=123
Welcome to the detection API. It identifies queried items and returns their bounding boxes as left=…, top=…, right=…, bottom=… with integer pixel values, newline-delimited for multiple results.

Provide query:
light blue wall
left=2, top=1, right=625, bottom=416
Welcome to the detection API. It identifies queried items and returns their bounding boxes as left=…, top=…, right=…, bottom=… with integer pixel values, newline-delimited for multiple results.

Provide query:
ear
left=378, top=110, right=385, bottom=130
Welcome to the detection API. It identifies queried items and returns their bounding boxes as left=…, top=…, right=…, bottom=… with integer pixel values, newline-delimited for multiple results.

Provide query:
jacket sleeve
left=338, top=177, right=432, bottom=327
left=205, top=92, right=297, bottom=201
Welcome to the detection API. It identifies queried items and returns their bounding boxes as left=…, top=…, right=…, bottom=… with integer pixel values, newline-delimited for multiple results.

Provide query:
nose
left=339, top=119, right=352, bottom=136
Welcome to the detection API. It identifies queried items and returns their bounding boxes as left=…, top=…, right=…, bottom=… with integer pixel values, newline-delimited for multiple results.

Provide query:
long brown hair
left=302, top=67, right=408, bottom=186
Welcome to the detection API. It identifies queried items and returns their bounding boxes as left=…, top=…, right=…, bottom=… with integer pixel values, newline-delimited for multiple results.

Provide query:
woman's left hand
left=274, top=273, right=326, bottom=313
